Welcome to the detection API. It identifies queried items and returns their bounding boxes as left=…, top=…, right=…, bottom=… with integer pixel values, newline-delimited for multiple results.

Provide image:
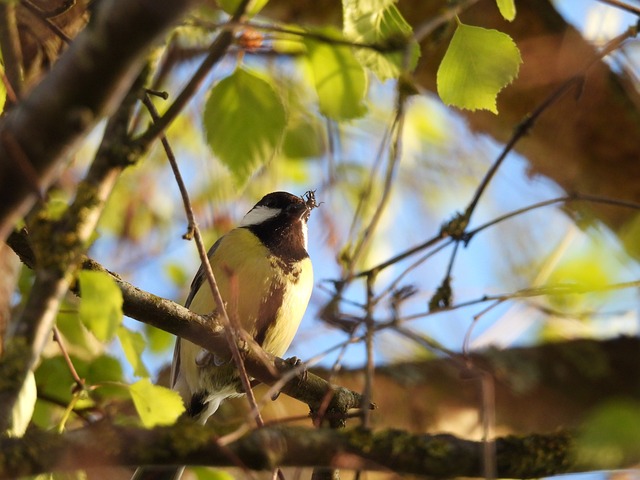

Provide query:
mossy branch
left=0, top=423, right=602, bottom=479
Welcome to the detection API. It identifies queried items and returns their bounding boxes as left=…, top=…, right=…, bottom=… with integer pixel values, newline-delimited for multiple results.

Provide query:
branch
left=0, top=0, right=203, bottom=240
left=0, top=422, right=621, bottom=479
left=0, top=66, right=153, bottom=432
left=5, top=232, right=368, bottom=416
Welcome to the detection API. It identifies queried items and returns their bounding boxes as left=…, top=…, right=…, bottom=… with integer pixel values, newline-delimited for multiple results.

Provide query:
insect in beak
left=303, top=190, right=318, bottom=212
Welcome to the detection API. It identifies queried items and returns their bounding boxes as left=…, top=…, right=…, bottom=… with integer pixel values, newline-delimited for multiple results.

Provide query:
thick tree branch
left=4, top=232, right=368, bottom=416
left=0, top=422, right=624, bottom=479
left=0, top=0, right=203, bottom=240
left=0, top=66, right=154, bottom=431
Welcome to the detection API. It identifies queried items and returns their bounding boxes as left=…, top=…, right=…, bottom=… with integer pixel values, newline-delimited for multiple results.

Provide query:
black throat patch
left=244, top=215, right=308, bottom=269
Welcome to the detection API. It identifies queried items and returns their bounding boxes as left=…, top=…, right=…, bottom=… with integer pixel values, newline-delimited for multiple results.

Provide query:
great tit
left=132, top=191, right=316, bottom=480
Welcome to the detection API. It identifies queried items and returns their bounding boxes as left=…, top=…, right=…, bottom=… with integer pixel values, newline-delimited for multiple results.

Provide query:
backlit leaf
left=304, top=30, right=367, bottom=120
left=129, top=379, right=185, bottom=428
left=217, top=0, right=268, bottom=17
left=78, top=270, right=123, bottom=342
left=204, top=68, right=286, bottom=184
left=117, top=326, right=149, bottom=377
left=144, top=324, right=175, bottom=353
left=437, top=23, right=521, bottom=114
left=496, top=0, right=516, bottom=21
left=6, top=371, right=36, bottom=437
left=343, top=0, right=419, bottom=80
left=577, top=400, right=640, bottom=467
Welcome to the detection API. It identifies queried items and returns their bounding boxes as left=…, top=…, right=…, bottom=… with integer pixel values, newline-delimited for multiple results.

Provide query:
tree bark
left=0, top=0, right=202, bottom=240
left=0, top=423, right=610, bottom=479
left=231, top=336, right=640, bottom=439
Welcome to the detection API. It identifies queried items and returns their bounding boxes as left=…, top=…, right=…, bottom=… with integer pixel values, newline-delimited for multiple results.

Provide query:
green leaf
left=35, top=356, right=80, bottom=405
left=283, top=116, right=324, bottom=159
left=437, top=23, right=521, bottom=114
left=56, top=307, right=93, bottom=355
left=129, top=379, right=185, bottom=428
left=85, top=354, right=124, bottom=384
left=6, top=371, right=36, bottom=437
left=165, top=262, right=189, bottom=287
left=204, top=68, right=286, bottom=183
left=217, top=0, right=268, bottom=17
left=304, top=29, right=368, bottom=120
left=577, top=400, right=640, bottom=468
left=0, top=65, right=6, bottom=113
left=144, top=324, right=175, bottom=353
left=545, top=252, right=612, bottom=314
left=343, top=0, right=419, bottom=81
left=496, top=0, right=516, bottom=21
left=117, top=326, right=149, bottom=377
left=191, top=467, right=236, bottom=480
left=86, top=354, right=126, bottom=400
left=78, top=270, right=123, bottom=342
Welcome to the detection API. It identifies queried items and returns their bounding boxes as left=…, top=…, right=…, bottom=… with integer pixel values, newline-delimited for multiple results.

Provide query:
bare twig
left=596, top=0, right=640, bottom=16
left=141, top=89, right=263, bottom=429
left=133, top=0, right=251, bottom=150
left=20, top=0, right=74, bottom=44
left=52, top=326, right=84, bottom=389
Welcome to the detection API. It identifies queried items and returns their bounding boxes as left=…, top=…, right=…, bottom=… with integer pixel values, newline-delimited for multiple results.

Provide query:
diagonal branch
left=5, top=231, right=369, bottom=416
left=0, top=0, right=203, bottom=240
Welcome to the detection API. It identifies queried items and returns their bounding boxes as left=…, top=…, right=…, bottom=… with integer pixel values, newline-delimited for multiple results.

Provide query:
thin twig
left=0, top=131, right=44, bottom=199
left=361, top=273, right=376, bottom=429
left=141, top=92, right=264, bottom=428
left=596, top=0, right=640, bottom=16
left=189, top=18, right=404, bottom=53
left=20, top=0, right=74, bottom=44
left=413, top=0, right=479, bottom=42
left=133, top=0, right=251, bottom=150
left=52, top=326, right=84, bottom=388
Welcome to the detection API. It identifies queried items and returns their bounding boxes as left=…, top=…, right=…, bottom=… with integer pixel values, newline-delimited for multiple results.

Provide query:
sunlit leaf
left=56, top=307, right=93, bottom=355
left=31, top=472, right=87, bottom=480
left=546, top=253, right=612, bottom=313
left=129, top=379, right=185, bottom=428
left=496, top=0, right=516, bottom=21
left=117, top=326, right=149, bottom=377
left=217, top=0, right=268, bottom=17
left=78, top=270, right=123, bottom=342
left=437, top=23, right=521, bottom=113
left=191, top=467, right=237, bottom=480
left=144, top=324, right=175, bottom=353
left=0, top=65, right=6, bottom=113
left=304, top=30, right=368, bottom=120
left=35, top=356, right=83, bottom=405
left=86, top=354, right=126, bottom=399
left=577, top=400, right=640, bottom=467
left=165, top=262, right=189, bottom=288
left=343, top=0, right=419, bottom=80
left=204, top=68, right=286, bottom=183
left=272, top=27, right=306, bottom=55
left=283, top=116, right=324, bottom=159
left=6, top=371, right=36, bottom=437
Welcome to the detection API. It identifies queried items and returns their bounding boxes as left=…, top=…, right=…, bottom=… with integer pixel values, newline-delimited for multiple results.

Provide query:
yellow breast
left=186, top=227, right=313, bottom=357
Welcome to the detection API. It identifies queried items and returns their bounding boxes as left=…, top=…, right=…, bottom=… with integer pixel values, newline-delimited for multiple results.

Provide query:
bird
left=132, top=190, right=317, bottom=480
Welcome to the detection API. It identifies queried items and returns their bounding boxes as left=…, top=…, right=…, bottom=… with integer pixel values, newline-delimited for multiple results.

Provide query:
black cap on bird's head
left=240, top=191, right=319, bottom=259
left=241, top=191, right=318, bottom=226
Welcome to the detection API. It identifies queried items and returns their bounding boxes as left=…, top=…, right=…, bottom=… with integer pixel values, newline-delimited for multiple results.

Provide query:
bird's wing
left=184, top=237, right=224, bottom=308
left=171, top=236, right=224, bottom=389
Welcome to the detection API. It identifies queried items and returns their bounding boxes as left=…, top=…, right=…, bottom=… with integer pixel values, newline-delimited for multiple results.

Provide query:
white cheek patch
left=240, top=205, right=281, bottom=227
